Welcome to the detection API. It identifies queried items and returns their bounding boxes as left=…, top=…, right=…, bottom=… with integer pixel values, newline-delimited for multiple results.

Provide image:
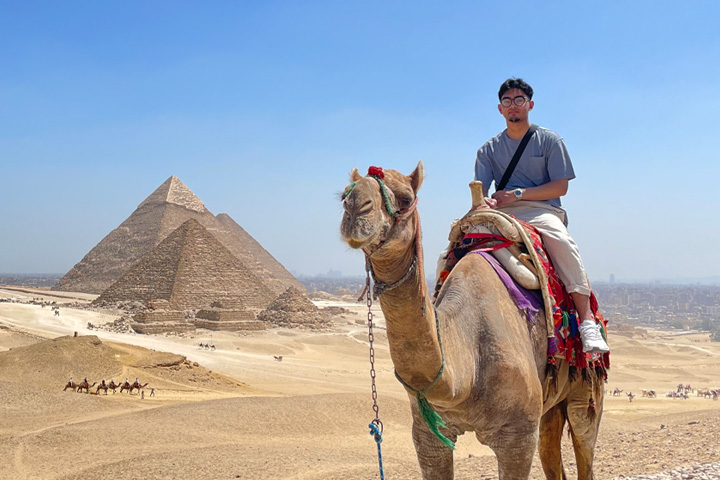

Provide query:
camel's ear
left=350, top=168, right=362, bottom=182
left=409, top=160, right=424, bottom=194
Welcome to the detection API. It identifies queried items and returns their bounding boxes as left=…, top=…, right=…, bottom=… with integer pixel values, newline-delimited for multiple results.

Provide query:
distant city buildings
left=593, top=283, right=720, bottom=332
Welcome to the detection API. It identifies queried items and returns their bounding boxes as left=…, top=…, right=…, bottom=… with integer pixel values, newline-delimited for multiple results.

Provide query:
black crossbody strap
left=496, top=124, right=538, bottom=192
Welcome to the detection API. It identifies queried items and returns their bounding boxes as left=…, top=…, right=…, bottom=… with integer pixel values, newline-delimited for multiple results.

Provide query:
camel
left=63, top=380, right=78, bottom=391
left=340, top=162, right=604, bottom=479
left=76, top=380, right=96, bottom=393
left=119, top=382, right=132, bottom=394
left=130, top=382, right=149, bottom=395
left=274, top=355, right=283, bottom=362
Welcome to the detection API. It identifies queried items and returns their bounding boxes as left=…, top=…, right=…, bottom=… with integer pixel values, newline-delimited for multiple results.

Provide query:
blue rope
left=368, top=422, right=385, bottom=480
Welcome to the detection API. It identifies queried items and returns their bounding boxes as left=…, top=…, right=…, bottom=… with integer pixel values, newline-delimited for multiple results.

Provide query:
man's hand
left=475, top=197, right=497, bottom=209
left=491, top=190, right=518, bottom=207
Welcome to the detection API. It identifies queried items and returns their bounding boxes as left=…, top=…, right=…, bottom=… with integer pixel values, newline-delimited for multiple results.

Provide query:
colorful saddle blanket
left=434, top=218, right=609, bottom=373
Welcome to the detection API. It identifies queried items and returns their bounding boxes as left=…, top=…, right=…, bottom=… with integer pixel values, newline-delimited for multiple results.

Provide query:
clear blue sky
left=1, top=1, right=719, bottom=283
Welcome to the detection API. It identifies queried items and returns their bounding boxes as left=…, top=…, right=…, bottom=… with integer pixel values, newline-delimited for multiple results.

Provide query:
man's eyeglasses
left=500, top=95, right=529, bottom=107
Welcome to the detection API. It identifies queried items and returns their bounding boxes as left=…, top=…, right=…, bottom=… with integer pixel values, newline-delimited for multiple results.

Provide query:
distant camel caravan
left=340, top=163, right=606, bottom=479
left=198, top=342, right=216, bottom=351
left=64, top=378, right=148, bottom=396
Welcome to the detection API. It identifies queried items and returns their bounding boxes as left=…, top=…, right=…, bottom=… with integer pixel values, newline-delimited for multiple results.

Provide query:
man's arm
left=492, top=178, right=569, bottom=207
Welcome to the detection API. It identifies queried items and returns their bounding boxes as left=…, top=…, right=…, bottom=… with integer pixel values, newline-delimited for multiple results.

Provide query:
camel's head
left=340, top=161, right=424, bottom=257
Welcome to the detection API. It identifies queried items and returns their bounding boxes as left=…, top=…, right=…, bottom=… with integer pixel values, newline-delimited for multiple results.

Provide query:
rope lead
left=368, top=422, right=385, bottom=480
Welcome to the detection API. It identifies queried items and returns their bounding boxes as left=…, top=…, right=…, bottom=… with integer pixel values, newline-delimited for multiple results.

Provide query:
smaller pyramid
left=193, top=299, right=266, bottom=332
left=93, top=219, right=276, bottom=311
left=132, top=310, right=195, bottom=335
left=257, top=287, right=330, bottom=329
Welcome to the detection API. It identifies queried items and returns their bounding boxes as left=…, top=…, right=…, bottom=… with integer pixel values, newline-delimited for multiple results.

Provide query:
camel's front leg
left=488, top=425, right=539, bottom=480
left=410, top=403, right=456, bottom=480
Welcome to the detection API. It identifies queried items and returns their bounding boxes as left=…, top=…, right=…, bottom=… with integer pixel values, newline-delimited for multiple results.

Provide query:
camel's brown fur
left=340, top=161, right=603, bottom=479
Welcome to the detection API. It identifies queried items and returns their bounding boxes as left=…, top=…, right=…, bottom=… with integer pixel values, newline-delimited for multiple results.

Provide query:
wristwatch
left=513, top=188, right=524, bottom=200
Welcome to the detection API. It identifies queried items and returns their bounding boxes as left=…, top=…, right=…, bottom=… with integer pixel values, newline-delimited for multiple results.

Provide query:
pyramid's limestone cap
left=137, top=176, right=207, bottom=213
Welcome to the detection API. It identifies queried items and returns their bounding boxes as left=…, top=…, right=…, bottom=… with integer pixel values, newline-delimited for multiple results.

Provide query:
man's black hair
left=498, top=78, right=533, bottom=101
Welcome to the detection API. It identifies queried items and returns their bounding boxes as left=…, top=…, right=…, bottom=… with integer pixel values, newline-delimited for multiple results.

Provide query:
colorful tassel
left=417, top=394, right=455, bottom=449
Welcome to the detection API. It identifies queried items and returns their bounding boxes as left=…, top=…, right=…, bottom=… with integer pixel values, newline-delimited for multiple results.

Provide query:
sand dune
left=0, top=287, right=719, bottom=479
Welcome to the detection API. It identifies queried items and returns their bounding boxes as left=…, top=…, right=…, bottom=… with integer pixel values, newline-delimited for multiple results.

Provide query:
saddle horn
left=469, top=181, right=487, bottom=208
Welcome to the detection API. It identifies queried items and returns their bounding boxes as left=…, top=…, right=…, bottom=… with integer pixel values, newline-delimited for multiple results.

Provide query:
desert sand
left=0, top=286, right=719, bottom=480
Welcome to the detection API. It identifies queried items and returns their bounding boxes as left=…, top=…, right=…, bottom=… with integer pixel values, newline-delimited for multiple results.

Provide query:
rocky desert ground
left=0, top=285, right=719, bottom=480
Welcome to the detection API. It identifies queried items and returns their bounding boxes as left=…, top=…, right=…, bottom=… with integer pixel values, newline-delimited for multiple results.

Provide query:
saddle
left=435, top=181, right=609, bottom=372
left=440, top=181, right=555, bottom=326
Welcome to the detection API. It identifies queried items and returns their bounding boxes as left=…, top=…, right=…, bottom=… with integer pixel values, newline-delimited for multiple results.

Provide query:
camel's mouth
left=345, top=238, right=367, bottom=250
left=341, top=219, right=386, bottom=252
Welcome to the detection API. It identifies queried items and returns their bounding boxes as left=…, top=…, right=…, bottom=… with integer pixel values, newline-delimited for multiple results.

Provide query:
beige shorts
left=498, top=201, right=590, bottom=296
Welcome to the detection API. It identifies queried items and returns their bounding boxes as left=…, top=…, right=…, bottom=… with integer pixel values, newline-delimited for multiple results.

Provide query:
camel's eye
left=398, top=195, right=413, bottom=209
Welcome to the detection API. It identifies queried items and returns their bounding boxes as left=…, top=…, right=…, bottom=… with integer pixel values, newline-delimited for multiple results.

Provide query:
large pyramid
left=93, top=219, right=276, bottom=310
left=54, top=176, right=304, bottom=296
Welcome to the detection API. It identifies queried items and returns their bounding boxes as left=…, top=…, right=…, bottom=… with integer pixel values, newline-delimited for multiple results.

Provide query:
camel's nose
left=343, top=196, right=372, bottom=215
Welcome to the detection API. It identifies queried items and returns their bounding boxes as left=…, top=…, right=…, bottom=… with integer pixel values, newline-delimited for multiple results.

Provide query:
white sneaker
left=579, top=320, right=610, bottom=353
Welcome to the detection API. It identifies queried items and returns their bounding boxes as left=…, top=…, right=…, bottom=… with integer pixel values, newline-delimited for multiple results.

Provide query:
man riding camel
left=474, top=77, right=609, bottom=354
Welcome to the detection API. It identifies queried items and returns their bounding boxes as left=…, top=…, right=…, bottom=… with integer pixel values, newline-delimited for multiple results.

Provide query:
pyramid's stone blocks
left=131, top=322, right=196, bottom=334
left=196, top=309, right=256, bottom=321
left=133, top=310, right=185, bottom=324
left=192, top=319, right=266, bottom=331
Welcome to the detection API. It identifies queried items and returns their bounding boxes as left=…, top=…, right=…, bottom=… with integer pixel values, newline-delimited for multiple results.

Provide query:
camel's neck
left=371, top=228, right=445, bottom=396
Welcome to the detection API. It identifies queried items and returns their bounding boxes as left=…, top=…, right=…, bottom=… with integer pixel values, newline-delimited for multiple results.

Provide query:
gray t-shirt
left=474, top=126, right=575, bottom=208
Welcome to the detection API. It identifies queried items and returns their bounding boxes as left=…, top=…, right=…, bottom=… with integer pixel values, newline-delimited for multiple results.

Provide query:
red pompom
left=367, top=166, right=384, bottom=179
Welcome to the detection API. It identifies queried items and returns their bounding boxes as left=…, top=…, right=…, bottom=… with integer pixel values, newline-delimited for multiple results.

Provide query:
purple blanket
left=470, top=251, right=543, bottom=324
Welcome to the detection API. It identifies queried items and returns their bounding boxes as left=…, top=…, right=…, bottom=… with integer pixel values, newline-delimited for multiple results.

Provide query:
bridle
left=343, top=167, right=422, bottom=300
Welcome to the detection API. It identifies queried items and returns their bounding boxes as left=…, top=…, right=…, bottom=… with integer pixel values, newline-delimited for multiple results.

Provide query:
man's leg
left=499, top=204, right=609, bottom=353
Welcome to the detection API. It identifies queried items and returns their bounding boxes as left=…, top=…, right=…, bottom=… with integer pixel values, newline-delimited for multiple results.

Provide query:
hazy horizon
left=2, top=271, right=720, bottom=288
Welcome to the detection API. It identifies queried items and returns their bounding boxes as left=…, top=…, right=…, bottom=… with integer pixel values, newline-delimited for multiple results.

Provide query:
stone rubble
left=608, top=462, right=720, bottom=480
